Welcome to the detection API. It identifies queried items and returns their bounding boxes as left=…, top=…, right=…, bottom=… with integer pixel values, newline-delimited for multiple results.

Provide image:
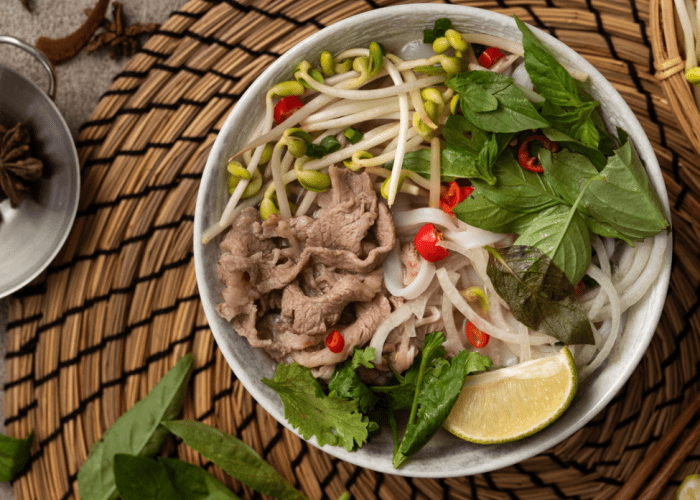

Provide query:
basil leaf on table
left=0, top=430, right=33, bottom=482
left=160, top=457, right=241, bottom=500
left=114, top=455, right=241, bottom=500
left=486, top=246, right=594, bottom=345
left=447, top=71, right=549, bottom=133
left=114, top=454, right=183, bottom=500
left=77, top=353, right=194, bottom=500
left=161, top=420, right=306, bottom=500
left=514, top=205, right=592, bottom=285
left=393, top=333, right=491, bottom=468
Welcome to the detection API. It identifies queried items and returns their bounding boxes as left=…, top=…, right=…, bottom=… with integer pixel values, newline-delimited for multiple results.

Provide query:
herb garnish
left=0, top=430, right=33, bottom=482
left=263, top=333, right=491, bottom=468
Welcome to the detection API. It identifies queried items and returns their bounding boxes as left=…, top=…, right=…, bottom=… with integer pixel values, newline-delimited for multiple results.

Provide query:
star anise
left=85, top=1, right=160, bottom=60
left=0, top=122, right=44, bottom=208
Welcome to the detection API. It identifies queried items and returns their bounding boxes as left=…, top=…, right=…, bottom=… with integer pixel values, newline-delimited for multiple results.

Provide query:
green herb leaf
left=515, top=16, right=580, bottom=108
left=541, top=127, right=608, bottom=170
left=0, top=430, right=33, bottom=482
left=470, top=153, right=564, bottom=213
left=448, top=76, right=498, bottom=112
left=486, top=245, right=594, bottom=345
left=114, top=454, right=183, bottom=500
left=514, top=205, right=592, bottom=285
left=78, top=353, right=194, bottom=500
left=160, top=457, right=241, bottom=500
left=581, top=140, right=670, bottom=240
left=262, top=362, right=371, bottom=452
left=328, top=347, right=377, bottom=414
left=162, top=420, right=305, bottom=500
left=393, top=337, right=491, bottom=468
left=448, top=71, right=549, bottom=133
left=114, top=455, right=241, bottom=500
left=452, top=187, right=537, bottom=234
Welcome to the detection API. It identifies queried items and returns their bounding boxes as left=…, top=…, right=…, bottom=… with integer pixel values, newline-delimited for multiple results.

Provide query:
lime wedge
left=678, top=475, right=700, bottom=500
left=443, top=347, right=577, bottom=444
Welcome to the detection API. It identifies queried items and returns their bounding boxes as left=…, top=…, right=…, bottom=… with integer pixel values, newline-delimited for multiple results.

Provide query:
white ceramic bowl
left=194, top=5, right=672, bottom=477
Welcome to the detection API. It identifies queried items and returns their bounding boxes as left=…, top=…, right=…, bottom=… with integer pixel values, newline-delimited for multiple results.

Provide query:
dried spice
left=20, top=0, right=32, bottom=13
left=86, top=2, right=160, bottom=59
left=35, top=0, right=109, bottom=64
left=0, top=123, right=44, bottom=208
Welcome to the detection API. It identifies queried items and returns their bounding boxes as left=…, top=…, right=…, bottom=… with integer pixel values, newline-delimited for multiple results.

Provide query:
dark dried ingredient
left=20, top=0, right=32, bottom=13
left=0, top=123, right=43, bottom=208
left=86, top=2, right=160, bottom=59
left=35, top=0, right=110, bottom=64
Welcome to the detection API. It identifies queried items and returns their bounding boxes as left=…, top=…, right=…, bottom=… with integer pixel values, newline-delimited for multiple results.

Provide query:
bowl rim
left=0, top=64, right=80, bottom=299
left=194, top=4, right=672, bottom=477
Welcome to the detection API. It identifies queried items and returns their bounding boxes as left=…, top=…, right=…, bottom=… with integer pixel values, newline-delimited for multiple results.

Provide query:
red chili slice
left=517, top=134, right=560, bottom=173
left=466, top=321, right=490, bottom=348
left=325, top=329, right=345, bottom=353
left=414, top=223, right=449, bottom=262
left=274, top=95, right=304, bottom=125
left=439, top=181, right=475, bottom=216
left=477, top=47, right=505, bottom=69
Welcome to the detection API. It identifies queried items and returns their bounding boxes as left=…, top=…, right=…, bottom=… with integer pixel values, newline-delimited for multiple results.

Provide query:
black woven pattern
left=4, top=0, right=699, bottom=499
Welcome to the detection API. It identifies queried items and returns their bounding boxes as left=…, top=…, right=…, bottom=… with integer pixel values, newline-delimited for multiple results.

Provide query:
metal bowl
left=0, top=36, right=80, bottom=298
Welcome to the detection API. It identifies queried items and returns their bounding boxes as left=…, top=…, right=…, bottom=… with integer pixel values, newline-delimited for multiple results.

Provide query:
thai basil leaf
left=486, top=246, right=594, bottom=345
left=262, top=362, right=371, bottom=452
left=448, top=71, right=549, bottom=133
left=540, top=148, right=599, bottom=207
left=452, top=188, right=537, bottom=234
left=328, top=347, right=377, bottom=414
left=541, top=127, right=608, bottom=170
left=114, top=455, right=241, bottom=500
left=581, top=140, right=670, bottom=240
left=442, top=115, right=490, bottom=153
left=162, top=420, right=306, bottom=500
left=78, top=353, right=194, bottom=500
left=516, top=16, right=600, bottom=149
left=447, top=76, right=498, bottom=112
left=514, top=205, right=592, bottom=285
left=393, top=338, right=491, bottom=468
left=471, top=153, right=565, bottom=213
left=160, top=457, right=241, bottom=500
left=515, top=15, right=581, bottom=107
left=114, top=454, right=183, bottom=500
left=0, top=430, right=33, bottom=482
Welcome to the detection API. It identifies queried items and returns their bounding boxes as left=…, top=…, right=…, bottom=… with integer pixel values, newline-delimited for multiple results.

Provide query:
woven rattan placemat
left=4, top=0, right=700, bottom=498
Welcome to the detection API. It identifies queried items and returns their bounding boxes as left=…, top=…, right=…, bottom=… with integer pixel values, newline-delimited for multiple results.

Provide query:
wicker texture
left=650, top=0, right=700, bottom=156
left=4, top=0, right=700, bottom=499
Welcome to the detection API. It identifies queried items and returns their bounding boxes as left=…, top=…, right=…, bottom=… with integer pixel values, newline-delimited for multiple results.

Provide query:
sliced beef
left=216, top=166, right=396, bottom=375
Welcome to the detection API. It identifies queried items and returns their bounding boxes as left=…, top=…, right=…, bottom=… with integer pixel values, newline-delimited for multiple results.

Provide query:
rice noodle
left=442, top=293, right=465, bottom=356
left=383, top=244, right=436, bottom=300
left=579, top=266, right=622, bottom=380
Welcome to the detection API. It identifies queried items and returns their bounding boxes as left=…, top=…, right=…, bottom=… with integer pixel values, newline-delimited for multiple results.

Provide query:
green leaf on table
left=328, top=346, right=377, bottom=414
left=393, top=334, right=491, bottom=468
left=114, top=454, right=182, bottom=500
left=114, top=455, right=241, bottom=500
left=514, top=205, right=592, bottom=285
left=262, top=362, right=371, bottom=452
left=581, top=140, right=670, bottom=241
left=0, top=430, right=33, bottom=482
left=161, top=420, right=305, bottom=500
left=77, top=353, right=194, bottom=500
left=448, top=71, right=549, bottom=133
left=486, top=245, right=594, bottom=345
